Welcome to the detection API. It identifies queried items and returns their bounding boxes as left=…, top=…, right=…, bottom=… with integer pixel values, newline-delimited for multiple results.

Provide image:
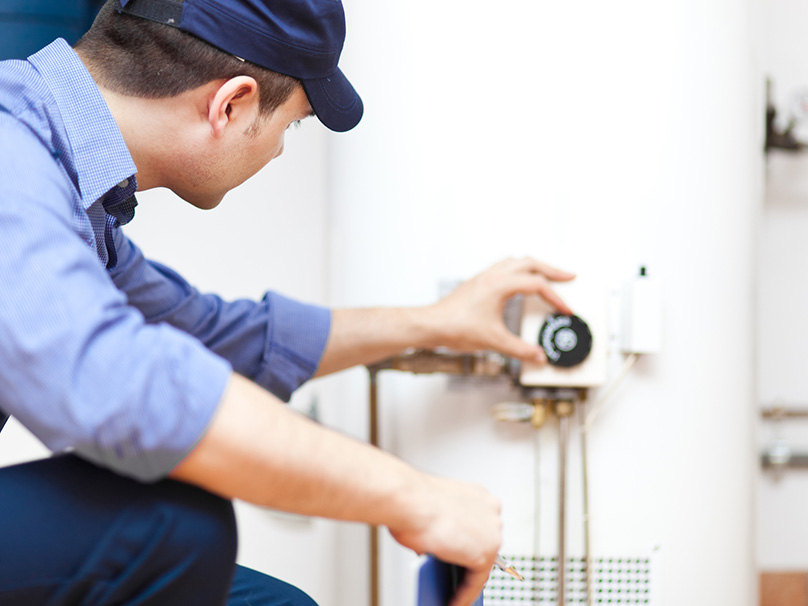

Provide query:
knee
left=156, top=483, right=238, bottom=575
left=231, top=565, right=320, bottom=606
left=279, top=583, right=318, bottom=606
left=56, top=478, right=239, bottom=606
left=122, top=493, right=237, bottom=605
left=288, top=587, right=319, bottom=606
left=268, top=583, right=318, bottom=606
left=123, top=481, right=238, bottom=604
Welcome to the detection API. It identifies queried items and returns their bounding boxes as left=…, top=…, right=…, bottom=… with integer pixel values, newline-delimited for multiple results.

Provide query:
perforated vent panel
left=484, top=555, right=656, bottom=604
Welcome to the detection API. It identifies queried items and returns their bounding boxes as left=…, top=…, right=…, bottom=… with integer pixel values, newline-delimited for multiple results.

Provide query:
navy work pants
left=0, top=455, right=317, bottom=606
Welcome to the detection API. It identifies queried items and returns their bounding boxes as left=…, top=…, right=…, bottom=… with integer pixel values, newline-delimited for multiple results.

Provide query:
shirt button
left=118, top=179, right=129, bottom=188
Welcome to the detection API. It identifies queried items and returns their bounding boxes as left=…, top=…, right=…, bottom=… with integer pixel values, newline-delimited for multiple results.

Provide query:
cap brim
left=301, top=68, right=363, bottom=133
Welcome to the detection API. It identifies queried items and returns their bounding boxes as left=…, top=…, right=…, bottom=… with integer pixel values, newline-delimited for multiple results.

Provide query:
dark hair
left=75, top=2, right=298, bottom=116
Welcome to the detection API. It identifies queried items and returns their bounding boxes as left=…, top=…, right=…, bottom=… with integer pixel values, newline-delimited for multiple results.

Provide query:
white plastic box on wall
left=620, top=267, right=663, bottom=355
left=519, top=280, right=609, bottom=388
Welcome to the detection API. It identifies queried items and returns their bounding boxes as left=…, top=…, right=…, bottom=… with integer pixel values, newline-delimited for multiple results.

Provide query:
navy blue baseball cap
left=114, top=0, right=363, bottom=132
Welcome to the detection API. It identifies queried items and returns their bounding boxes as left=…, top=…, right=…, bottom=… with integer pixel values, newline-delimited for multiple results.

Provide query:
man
left=0, top=1, right=574, bottom=605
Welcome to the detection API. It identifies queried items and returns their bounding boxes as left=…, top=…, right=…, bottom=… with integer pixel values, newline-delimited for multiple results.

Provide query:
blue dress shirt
left=0, top=39, right=331, bottom=481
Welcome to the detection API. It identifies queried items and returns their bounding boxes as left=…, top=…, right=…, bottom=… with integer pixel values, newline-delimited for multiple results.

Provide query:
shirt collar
left=27, top=39, right=138, bottom=210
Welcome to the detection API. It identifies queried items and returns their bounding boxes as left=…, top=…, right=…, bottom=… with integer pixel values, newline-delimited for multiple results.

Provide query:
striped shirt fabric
left=0, top=39, right=331, bottom=481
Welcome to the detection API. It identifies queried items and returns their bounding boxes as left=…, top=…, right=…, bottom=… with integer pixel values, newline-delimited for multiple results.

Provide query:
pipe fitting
left=492, top=402, right=534, bottom=423
left=531, top=399, right=548, bottom=428
left=555, top=399, right=575, bottom=418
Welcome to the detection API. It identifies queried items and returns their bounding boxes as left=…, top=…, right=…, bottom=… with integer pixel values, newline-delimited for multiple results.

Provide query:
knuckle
left=468, top=552, right=489, bottom=570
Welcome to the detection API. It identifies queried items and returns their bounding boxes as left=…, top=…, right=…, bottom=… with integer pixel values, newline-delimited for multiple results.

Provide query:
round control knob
left=538, top=314, right=593, bottom=367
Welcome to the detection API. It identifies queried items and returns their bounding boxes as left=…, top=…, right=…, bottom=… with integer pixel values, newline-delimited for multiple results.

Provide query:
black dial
left=538, top=314, right=593, bottom=367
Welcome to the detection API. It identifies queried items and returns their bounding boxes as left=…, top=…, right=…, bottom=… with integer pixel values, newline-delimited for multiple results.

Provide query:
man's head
left=75, top=0, right=362, bottom=208
left=76, top=4, right=299, bottom=118
left=79, top=0, right=362, bottom=131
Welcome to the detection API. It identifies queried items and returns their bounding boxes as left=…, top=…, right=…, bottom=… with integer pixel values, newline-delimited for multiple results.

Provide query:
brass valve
left=555, top=399, right=575, bottom=418
left=530, top=399, right=548, bottom=428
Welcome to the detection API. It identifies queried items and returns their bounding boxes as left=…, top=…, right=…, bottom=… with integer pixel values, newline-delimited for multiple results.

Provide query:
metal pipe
left=557, top=401, right=573, bottom=606
left=368, top=349, right=509, bottom=378
left=534, top=421, right=542, bottom=603
left=580, top=400, right=593, bottom=606
left=761, top=407, right=808, bottom=419
left=761, top=452, right=808, bottom=469
left=368, top=368, right=380, bottom=606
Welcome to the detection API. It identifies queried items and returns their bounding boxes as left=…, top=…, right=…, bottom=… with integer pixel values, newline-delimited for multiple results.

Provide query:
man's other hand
left=388, top=475, right=502, bottom=606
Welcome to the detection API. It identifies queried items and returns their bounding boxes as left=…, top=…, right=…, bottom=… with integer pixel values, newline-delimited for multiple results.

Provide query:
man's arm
left=170, top=372, right=501, bottom=606
left=315, top=257, right=575, bottom=376
left=109, top=228, right=329, bottom=402
left=0, top=119, right=231, bottom=481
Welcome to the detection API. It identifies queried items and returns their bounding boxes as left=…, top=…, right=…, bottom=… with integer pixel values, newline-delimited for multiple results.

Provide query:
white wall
left=757, top=0, right=808, bottom=569
left=330, top=1, right=763, bottom=605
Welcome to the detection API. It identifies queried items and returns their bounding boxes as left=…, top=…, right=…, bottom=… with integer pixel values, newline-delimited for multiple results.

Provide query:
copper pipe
left=533, top=419, right=543, bottom=603
left=557, top=402, right=572, bottom=606
left=368, top=349, right=508, bottom=378
left=368, top=368, right=380, bottom=606
left=762, top=452, right=808, bottom=468
left=580, top=400, right=593, bottom=606
left=761, top=408, right=808, bottom=419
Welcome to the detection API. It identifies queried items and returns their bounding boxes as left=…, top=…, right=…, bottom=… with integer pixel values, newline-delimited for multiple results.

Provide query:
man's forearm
left=170, top=372, right=425, bottom=526
left=314, top=307, right=445, bottom=376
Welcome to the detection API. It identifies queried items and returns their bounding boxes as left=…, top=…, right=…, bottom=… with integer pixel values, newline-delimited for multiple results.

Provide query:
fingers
left=507, top=274, right=573, bottom=315
left=428, top=256, right=575, bottom=359
left=487, top=257, right=575, bottom=314
left=389, top=476, right=502, bottom=593
left=450, top=568, right=491, bottom=606
left=498, top=256, right=576, bottom=282
left=495, top=329, right=546, bottom=363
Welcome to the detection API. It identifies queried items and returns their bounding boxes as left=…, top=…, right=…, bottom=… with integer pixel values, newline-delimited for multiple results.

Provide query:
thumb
left=496, top=330, right=546, bottom=363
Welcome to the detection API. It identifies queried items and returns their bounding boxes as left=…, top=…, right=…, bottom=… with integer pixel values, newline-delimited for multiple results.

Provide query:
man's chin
left=176, top=190, right=225, bottom=210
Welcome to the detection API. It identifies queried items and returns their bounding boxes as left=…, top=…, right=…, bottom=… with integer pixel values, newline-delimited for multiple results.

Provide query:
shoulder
left=0, top=112, right=73, bottom=217
left=0, top=111, right=63, bottom=181
left=0, top=57, right=55, bottom=144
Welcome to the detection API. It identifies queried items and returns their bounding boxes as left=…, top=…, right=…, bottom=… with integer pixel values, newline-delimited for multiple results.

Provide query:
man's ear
left=208, top=76, right=260, bottom=137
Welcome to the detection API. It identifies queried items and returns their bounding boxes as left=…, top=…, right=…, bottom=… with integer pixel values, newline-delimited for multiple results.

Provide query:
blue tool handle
left=417, top=556, right=484, bottom=606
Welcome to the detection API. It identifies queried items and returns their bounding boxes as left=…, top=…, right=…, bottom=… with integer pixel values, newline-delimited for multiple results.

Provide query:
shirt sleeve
left=108, top=220, right=331, bottom=403
left=0, top=115, right=231, bottom=482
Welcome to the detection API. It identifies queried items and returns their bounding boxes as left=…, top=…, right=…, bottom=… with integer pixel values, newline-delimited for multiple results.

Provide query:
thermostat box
left=519, top=281, right=608, bottom=388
